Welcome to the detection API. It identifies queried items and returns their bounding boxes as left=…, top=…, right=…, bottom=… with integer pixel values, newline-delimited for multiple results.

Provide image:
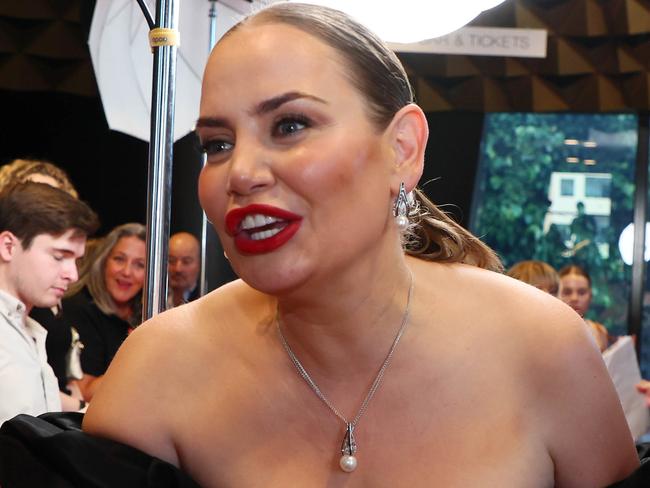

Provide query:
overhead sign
left=389, top=27, right=547, bottom=58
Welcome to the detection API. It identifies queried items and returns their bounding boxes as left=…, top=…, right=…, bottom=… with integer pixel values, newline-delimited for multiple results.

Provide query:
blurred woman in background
left=0, top=158, right=78, bottom=197
left=63, top=223, right=146, bottom=401
left=559, top=264, right=609, bottom=352
left=506, top=260, right=559, bottom=296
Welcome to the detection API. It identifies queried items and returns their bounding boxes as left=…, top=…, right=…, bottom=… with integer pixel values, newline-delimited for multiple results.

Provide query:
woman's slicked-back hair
left=220, top=3, right=502, bottom=271
left=67, top=222, right=146, bottom=325
left=227, top=2, right=413, bottom=130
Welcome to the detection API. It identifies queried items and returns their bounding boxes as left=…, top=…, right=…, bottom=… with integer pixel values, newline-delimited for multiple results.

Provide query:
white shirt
left=0, top=290, right=61, bottom=425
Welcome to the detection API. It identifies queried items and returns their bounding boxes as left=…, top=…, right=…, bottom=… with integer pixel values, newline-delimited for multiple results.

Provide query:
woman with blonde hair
left=63, top=223, right=146, bottom=401
left=0, top=158, right=78, bottom=197
left=559, top=264, right=610, bottom=352
left=506, top=260, right=559, bottom=296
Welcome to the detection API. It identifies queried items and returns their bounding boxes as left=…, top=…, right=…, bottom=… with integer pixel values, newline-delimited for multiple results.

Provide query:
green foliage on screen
left=472, top=113, right=638, bottom=333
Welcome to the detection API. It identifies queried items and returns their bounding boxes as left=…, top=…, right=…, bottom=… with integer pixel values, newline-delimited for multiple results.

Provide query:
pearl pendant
left=339, top=454, right=358, bottom=472
left=396, top=214, right=409, bottom=231
left=340, top=423, right=358, bottom=472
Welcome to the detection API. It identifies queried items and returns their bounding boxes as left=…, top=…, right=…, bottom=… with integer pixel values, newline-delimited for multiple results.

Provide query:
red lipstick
left=225, top=204, right=302, bottom=254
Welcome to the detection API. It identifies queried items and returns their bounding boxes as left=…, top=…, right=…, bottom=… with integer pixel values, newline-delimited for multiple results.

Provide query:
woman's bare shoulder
left=129, top=279, right=270, bottom=341
left=82, top=279, right=271, bottom=465
left=414, top=261, right=584, bottom=340
left=416, top=262, right=638, bottom=485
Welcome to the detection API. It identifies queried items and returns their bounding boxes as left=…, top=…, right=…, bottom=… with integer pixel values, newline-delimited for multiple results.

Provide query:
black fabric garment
left=30, top=307, right=70, bottom=392
left=62, top=288, right=130, bottom=377
left=0, top=413, right=201, bottom=488
left=1, top=415, right=648, bottom=488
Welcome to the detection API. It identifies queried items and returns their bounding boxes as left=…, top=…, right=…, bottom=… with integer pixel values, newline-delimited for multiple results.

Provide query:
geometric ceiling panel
left=473, top=57, right=530, bottom=77
left=622, top=72, right=650, bottom=107
left=617, top=44, right=646, bottom=73
left=0, top=0, right=648, bottom=112
left=538, top=0, right=607, bottom=37
left=415, top=78, right=453, bottom=112
left=619, top=0, right=650, bottom=35
left=0, top=54, right=52, bottom=91
left=25, top=20, right=87, bottom=59
left=539, top=37, right=595, bottom=75
left=0, top=18, right=19, bottom=53
left=54, top=60, right=97, bottom=96
left=399, top=0, right=650, bottom=111
left=0, top=0, right=57, bottom=20
left=559, top=74, right=627, bottom=111
left=507, top=75, right=570, bottom=112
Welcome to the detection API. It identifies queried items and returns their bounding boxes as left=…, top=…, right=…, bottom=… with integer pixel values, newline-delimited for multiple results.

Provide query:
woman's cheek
left=198, top=169, right=226, bottom=228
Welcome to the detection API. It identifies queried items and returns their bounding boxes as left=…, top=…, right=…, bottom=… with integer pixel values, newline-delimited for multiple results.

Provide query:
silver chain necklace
left=276, top=273, right=414, bottom=473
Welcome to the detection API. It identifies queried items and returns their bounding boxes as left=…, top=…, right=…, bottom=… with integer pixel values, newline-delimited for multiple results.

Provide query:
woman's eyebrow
left=195, top=92, right=328, bottom=129
left=251, top=91, right=328, bottom=115
left=195, top=117, right=230, bottom=129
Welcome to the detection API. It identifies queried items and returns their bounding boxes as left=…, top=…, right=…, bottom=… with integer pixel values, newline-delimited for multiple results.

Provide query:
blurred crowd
left=1, top=156, right=649, bottom=432
left=0, top=159, right=201, bottom=424
left=507, top=258, right=650, bottom=409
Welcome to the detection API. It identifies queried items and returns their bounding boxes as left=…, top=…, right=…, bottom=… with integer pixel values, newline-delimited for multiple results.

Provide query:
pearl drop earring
left=393, top=182, right=410, bottom=232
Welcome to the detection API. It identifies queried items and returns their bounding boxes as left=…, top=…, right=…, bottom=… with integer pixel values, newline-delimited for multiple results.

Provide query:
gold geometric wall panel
left=0, top=0, right=649, bottom=111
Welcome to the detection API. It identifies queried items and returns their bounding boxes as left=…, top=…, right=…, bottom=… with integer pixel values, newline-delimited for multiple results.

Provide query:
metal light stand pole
left=198, top=0, right=219, bottom=297
left=137, top=0, right=179, bottom=320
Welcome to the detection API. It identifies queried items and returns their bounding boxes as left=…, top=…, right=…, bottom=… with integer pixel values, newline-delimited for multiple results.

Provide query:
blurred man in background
left=167, top=232, right=200, bottom=308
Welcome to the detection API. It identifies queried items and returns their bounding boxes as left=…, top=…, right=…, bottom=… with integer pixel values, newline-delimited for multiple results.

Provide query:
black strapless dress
left=0, top=413, right=200, bottom=488
left=1, top=412, right=650, bottom=487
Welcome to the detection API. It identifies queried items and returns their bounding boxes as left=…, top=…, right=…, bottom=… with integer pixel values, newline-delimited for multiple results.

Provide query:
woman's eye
left=273, top=116, right=309, bottom=137
left=202, top=139, right=233, bottom=156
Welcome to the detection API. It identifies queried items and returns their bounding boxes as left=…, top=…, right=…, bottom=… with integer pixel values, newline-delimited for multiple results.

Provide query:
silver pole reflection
left=199, top=0, right=219, bottom=297
left=143, top=0, right=179, bottom=319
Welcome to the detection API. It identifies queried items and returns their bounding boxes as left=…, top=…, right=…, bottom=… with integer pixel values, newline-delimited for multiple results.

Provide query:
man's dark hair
left=0, top=182, right=99, bottom=249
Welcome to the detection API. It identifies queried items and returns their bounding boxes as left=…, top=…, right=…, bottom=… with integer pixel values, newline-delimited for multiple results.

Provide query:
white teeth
left=242, top=215, right=256, bottom=230
left=253, top=214, right=266, bottom=227
left=250, top=227, right=282, bottom=240
left=240, top=213, right=282, bottom=230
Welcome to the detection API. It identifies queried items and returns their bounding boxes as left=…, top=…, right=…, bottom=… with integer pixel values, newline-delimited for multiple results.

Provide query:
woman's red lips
left=225, top=204, right=301, bottom=235
left=225, top=204, right=302, bottom=254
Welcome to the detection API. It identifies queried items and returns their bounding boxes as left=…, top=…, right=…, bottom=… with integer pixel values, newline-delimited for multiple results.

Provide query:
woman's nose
left=226, top=141, right=274, bottom=197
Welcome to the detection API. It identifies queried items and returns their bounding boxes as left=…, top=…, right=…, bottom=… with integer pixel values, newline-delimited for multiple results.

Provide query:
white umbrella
left=89, top=0, right=509, bottom=142
left=88, top=0, right=260, bottom=142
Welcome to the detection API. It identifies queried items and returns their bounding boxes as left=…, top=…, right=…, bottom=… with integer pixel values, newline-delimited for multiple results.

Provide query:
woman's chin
left=111, top=293, right=137, bottom=308
left=234, top=262, right=310, bottom=297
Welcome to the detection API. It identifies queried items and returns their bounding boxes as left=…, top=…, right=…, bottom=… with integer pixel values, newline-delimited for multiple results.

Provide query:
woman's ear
left=0, top=231, right=17, bottom=262
left=387, top=104, right=428, bottom=195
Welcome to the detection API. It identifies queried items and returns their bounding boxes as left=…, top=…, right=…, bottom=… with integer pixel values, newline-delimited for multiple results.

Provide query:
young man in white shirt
left=0, top=182, right=98, bottom=425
